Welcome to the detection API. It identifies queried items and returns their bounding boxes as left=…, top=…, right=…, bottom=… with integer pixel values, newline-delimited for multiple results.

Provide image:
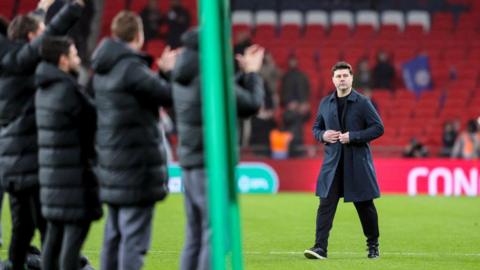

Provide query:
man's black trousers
left=314, top=169, right=379, bottom=251
left=42, top=221, right=90, bottom=270
left=8, top=187, right=46, bottom=270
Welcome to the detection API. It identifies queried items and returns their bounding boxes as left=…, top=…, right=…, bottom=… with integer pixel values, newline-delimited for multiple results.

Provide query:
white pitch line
left=268, top=251, right=480, bottom=257
left=75, top=250, right=480, bottom=257
left=1, top=249, right=478, bottom=257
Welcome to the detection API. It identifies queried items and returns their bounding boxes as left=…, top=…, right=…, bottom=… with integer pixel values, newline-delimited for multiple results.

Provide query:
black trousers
left=8, top=187, right=46, bottom=270
left=314, top=170, right=379, bottom=251
left=42, top=221, right=91, bottom=270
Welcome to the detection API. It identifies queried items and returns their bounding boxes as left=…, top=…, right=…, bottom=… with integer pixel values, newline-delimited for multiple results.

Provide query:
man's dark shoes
left=26, top=246, right=41, bottom=270
left=80, top=255, right=96, bottom=270
left=304, top=246, right=327, bottom=259
left=367, top=245, right=380, bottom=259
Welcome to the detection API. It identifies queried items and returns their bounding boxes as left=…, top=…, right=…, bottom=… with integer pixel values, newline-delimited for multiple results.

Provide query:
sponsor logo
left=408, top=167, right=479, bottom=196
left=236, top=162, right=278, bottom=193
left=167, top=162, right=279, bottom=194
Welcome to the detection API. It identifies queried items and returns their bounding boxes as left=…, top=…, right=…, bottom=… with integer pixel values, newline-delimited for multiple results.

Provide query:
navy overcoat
left=312, top=89, right=384, bottom=202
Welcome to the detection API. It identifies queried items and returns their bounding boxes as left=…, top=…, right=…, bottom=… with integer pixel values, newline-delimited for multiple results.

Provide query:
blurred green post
left=198, top=0, right=244, bottom=269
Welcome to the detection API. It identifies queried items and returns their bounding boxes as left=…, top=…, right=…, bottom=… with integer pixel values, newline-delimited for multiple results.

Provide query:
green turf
left=1, top=194, right=479, bottom=269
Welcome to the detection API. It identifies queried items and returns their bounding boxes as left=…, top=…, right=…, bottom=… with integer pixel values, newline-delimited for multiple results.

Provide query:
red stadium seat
left=0, top=0, right=14, bottom=18
left=18, top=0, right=37, bottom=15
left=279, top=10, right=302, bottom=40
left=254, top=10, right=277, bottom=40
left=431, top=12, right=454, bottom=32
left=303, top=25, right=326, bottom=43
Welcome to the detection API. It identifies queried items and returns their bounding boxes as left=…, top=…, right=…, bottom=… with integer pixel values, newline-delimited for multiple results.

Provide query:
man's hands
left=236, top=44, right=265, bottom=73
left=156, top=46, right=178, bottom=73
left=339, top=132, right=350, bottom=144
left=323, top=130, right=340, bottom=144
left=322, top=130, right=350, bottom=144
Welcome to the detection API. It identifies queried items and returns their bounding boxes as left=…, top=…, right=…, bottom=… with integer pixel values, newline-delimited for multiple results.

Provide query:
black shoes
left=26, top=246, right=41, bottom=270
left=304, top=244, right=379, bottom=260
left=80, top=255, right=96, bottom=270
left=367, top=245, right=380, bottom=259
left=304, top=246, right=327, bottom=259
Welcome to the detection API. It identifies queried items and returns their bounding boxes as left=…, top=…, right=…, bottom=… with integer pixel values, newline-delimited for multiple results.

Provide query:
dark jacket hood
left=181, top=28, right=199, bottom=50
left=172, top=29, right=199, bottom=85
left=35, top=62, right=76, bottom=88
left=91, top=38, right=151, bottom=74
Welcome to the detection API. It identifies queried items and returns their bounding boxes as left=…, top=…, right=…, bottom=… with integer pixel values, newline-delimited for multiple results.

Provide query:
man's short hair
left=40, top=36, right=74, bottom=65
left=111, top=11, right=143, bottom=42
left=331, top=61, right=353, bottom=76
left=7, top=14, right=40, bottom=41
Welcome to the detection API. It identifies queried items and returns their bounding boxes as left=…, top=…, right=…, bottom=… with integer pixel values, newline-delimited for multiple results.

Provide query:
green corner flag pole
left=199, top=0, right=244, bottom=269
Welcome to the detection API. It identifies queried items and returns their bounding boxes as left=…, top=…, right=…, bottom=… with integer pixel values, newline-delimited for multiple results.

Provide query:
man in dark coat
left=140, top=0, right=163, bottom=41
left=304, top=61, right=384, bottom=260
left=172, top=28, right=264, bottom=270
left=0, top=1, right=84, bottom=269
left=280, top=56, right=311, bottom=157
left=165, top=0, right=191, bottom=48
left=372, top=51, right=395, bottom=90
left=35, top=36, right=101, bottom=270
left=91, top=11, right=176, bottom=270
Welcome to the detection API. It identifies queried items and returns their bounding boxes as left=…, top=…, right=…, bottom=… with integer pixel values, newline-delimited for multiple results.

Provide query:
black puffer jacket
left=35, top=62, right=101, bottom=222
left=172, top=29, right=264, bottom=168
left=91, top=38, right=172, bottom=206
left=0, top=3, right=83, bottom=192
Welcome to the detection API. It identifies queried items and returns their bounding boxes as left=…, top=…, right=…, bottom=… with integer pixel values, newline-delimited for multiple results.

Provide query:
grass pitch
left=0, top=193, right=479, bottom=269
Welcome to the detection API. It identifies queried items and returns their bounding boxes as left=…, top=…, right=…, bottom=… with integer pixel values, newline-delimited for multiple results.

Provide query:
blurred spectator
left=165, top=0, right=191, bottom=48
left=353, top=58, right=372, bottom=91
left=235, top=31, right=254, bottom=145
left=403, top=137, right=429, bottom=158
left=283, top=101, right=310, bottom=157
left=281, top=56, right=310, bottom=106
left=269, top=127, right=292, bottom=159
left=372, top=51, right=395, bottom=90
left=0, top=16, right=8, bottom=35
left=440, top=121, right=458, bottom=157
left=259, top=52, right=281, bottom=106
left=280, top=56, right=311, bottom=157
left=451, top=120, right=480, bottom=159
left=140, top=0, right=163, bottom=41
left=245, top=52, right=280, bottom=156
left=449, top=66, right=458, bottom=80
left=249, top=109, right=277, bottom=157
left=248, top=83, right=277, bottom=156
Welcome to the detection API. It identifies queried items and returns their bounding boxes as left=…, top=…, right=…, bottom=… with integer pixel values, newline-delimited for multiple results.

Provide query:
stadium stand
left=230, top=0, right=479, bottom=157
left=2, top=0, right=478, bottom=157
